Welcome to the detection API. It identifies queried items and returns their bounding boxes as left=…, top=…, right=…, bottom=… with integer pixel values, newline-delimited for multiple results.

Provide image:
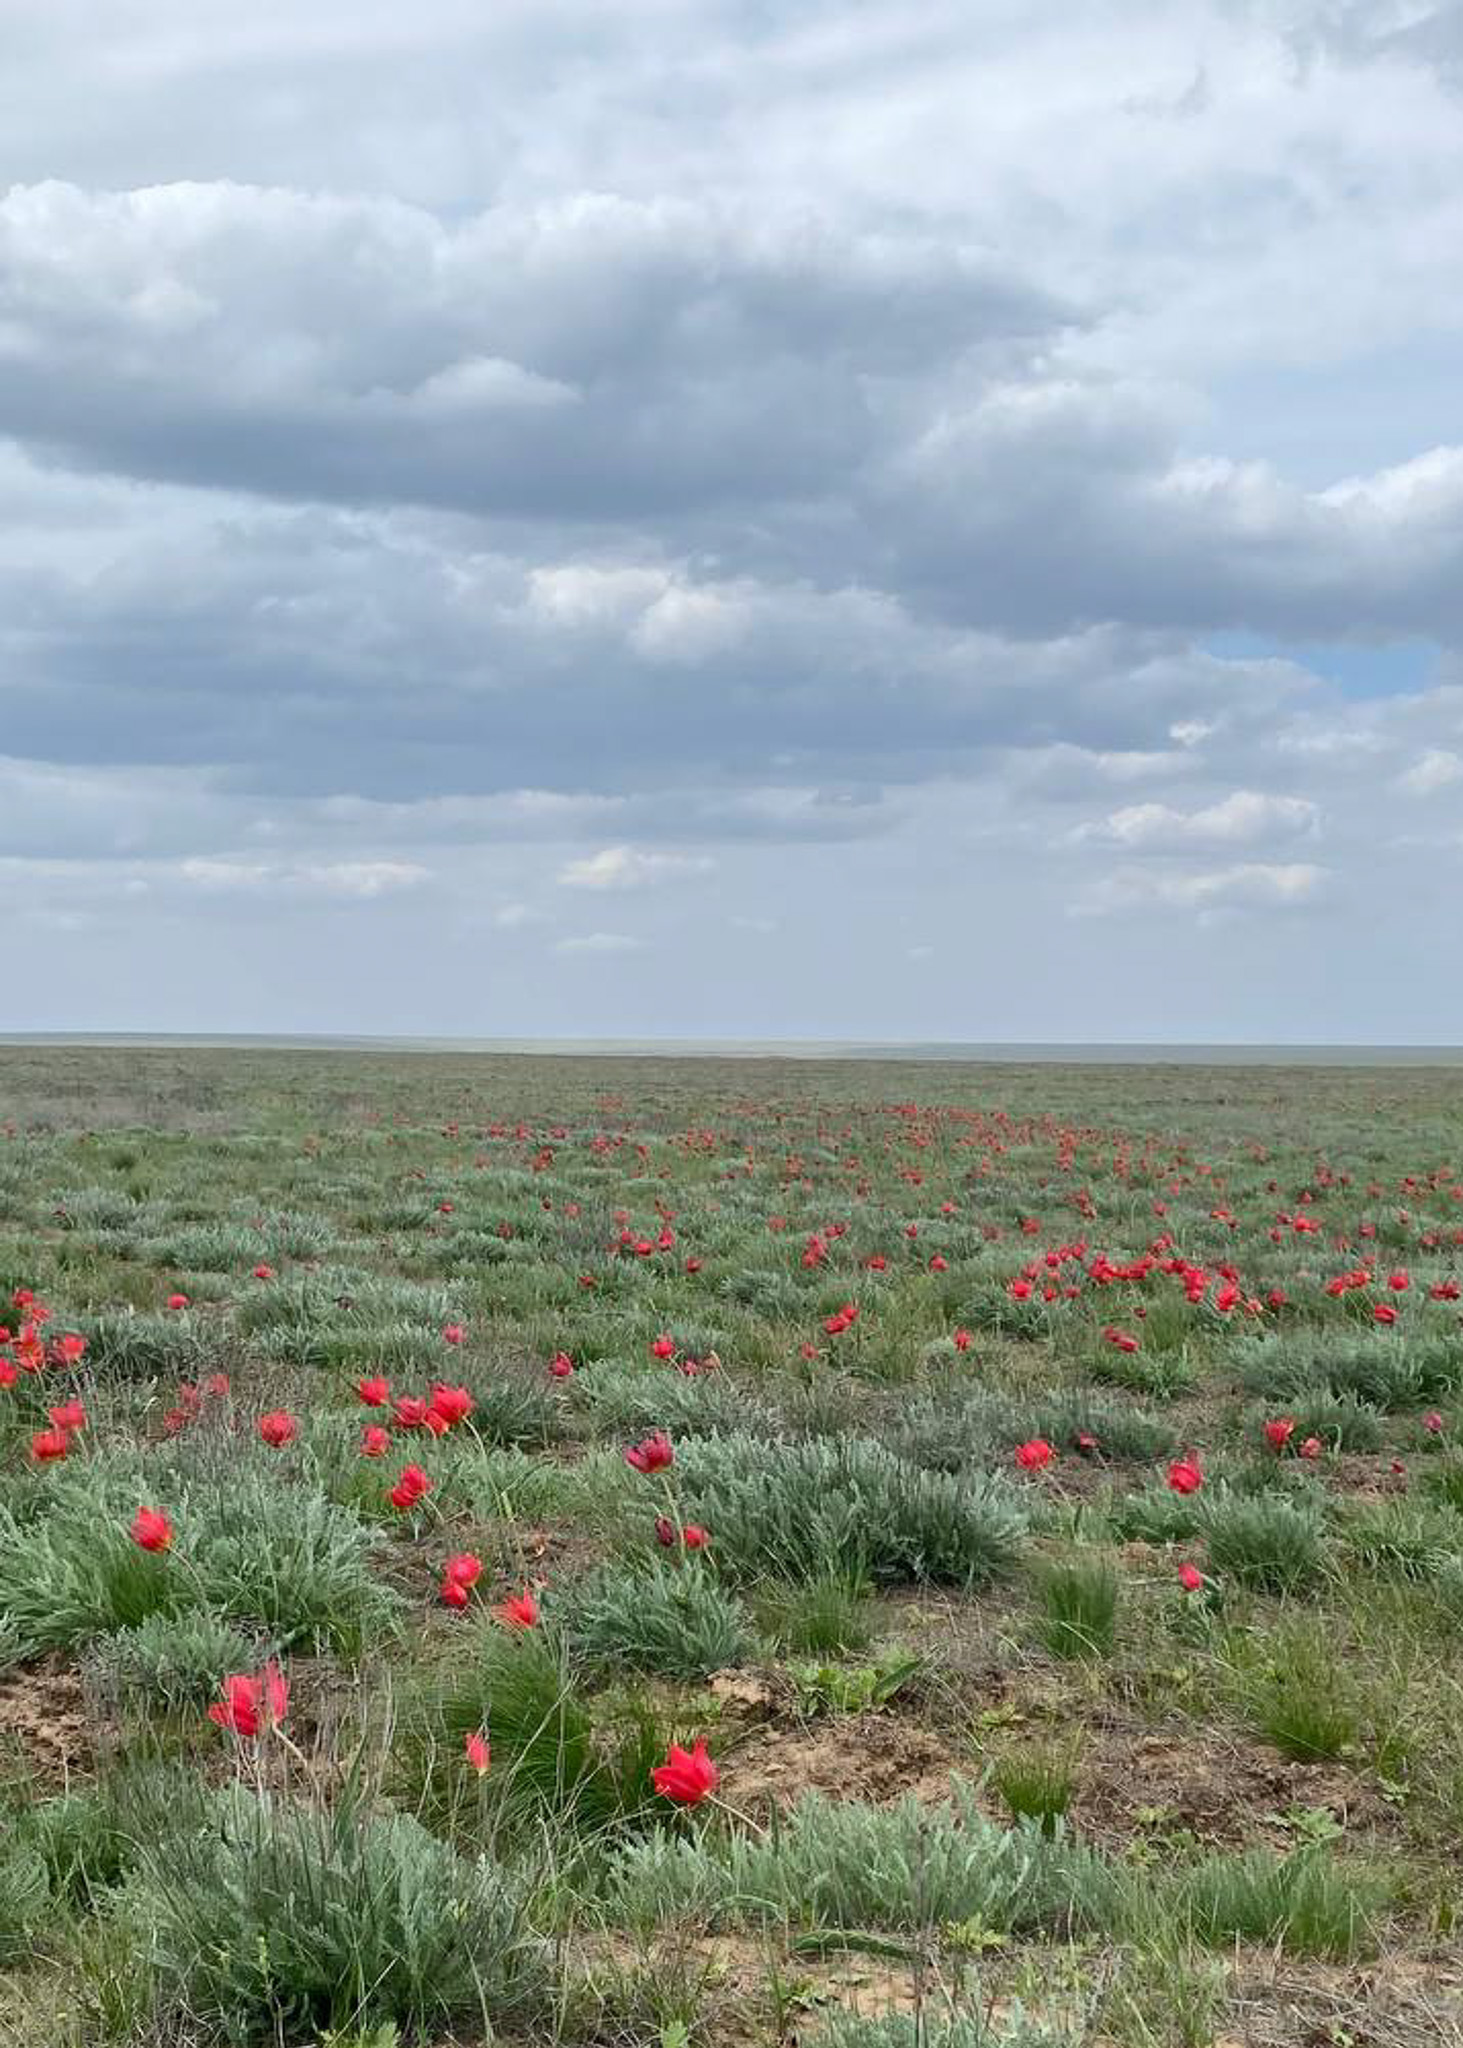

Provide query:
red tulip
left=1178, top=1563, right=1205, bottom=1593
left=1168, top=1457, right=1203, bottom=1495
left=1014, top=1438, right=1054, bottom=1471
left=208, top=1662, right=288, bottom=1739
left=130, top=1506, right=174, bottom=1553
left=652, top=1737, right=719, bottom=1806
left=258, top=1410, right=298, bottom=1449
left=360, top=1424, right=392, bottom=1457
left=47, top=1399, right=87, bottom=1431
left=465, top=1729, right=491, bottom=1774
left=493, top=1589, right=539, bottom=1629
left=357, top=1376, right=390, bottom=1407
left=625, top=1431, right=675, bottom=1474
left=1263, top=1418, right=1295, bottom=1451
left=429, top=1384, right=475, bottom=1428
left=389, top=1463, right=433, bottom=1510
left=30, top=1426, right=70, bottom=1462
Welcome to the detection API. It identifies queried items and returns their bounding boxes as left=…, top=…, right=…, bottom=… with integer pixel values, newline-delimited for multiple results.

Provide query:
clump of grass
left=1238, top=1332, right=1462, bottom=1410
left=1421, top=1454, right=1463, bottom=1514
left=399, top=1626, right=664, bottom=1836
left=1177, top=1846, right=1382, bottom=1957
left=756, top=1569, right=875, bottom=1656
left=1202, top=1492, right=1326, bottom=1594
left=1036, top=1559, right=1119, bottom=1661
left=991, top=1743, right=1079, bottom=1837
left=559, top=1559, right=754, bottom=1679
left=893, top=1389, right=1174, bottom=1473
left=0, top=1463, right=397, bottom=1658
left=570, top=1363, right=780, bottom=1439
left=1342, top=1500, right=1459, bottom=1581
left=0, top=1508, right=178, bottom=1654
left=1234, top=1628, right=1360, bottom=1760
left=72, top=1310, right=206, bottom=1380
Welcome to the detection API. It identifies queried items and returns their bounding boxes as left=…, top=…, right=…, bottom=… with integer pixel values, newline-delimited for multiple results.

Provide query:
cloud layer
left=2, top=0, right=1461, bottom=1039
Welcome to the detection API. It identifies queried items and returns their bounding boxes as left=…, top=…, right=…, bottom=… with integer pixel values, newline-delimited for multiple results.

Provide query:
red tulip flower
left=208, top=1662, right=288, bottom=1740
left=625, top=1431, right=675, bottom=1474
left=131, top=1506, right=174, bottom=1553
left=652, top=1738, right=719, bottom=1806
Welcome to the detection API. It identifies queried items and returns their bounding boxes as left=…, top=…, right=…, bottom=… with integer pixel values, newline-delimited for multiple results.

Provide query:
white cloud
left=554, top=931, right=646, bottom=953
left=178, top=857, right=428, bottom=897
left=558, top=845, right=714, bottom=890
left=1076, top=861, right=1328, bottom=917
left=1397, top=747, right=1463, bottom=794
left=1078, top=790, right=1320, bottom=850
left=491, top=901, right=544, bottom=928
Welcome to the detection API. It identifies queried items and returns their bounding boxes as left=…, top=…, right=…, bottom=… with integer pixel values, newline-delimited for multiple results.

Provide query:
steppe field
left=3, top=1044, right=1463, bottom=2048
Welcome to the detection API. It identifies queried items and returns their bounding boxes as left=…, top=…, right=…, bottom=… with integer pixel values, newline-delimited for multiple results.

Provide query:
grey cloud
left=2, top=0, right=1461, bottom=1036
left=0, top=182, right=1065, bottom=523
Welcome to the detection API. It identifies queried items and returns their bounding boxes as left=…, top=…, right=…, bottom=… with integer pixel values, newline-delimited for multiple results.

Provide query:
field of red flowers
left=2, top=1045, right=1463, bottom=2048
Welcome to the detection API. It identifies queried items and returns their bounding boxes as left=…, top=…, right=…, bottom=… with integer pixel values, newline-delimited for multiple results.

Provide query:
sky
left=3, top=0, right=1462, bottom=1044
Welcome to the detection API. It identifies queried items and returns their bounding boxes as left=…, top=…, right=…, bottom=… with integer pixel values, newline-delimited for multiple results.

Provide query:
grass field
left=2, top=1045, right=1463, bottom=2047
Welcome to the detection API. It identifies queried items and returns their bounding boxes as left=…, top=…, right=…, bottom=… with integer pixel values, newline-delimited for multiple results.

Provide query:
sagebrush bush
left=599, top=1782, right=1127, bottom=1937
left=1237, top=1332, right=1463, bottom=1410
left=674, top=1433, right=1028, bottom=1588
left=90, top=1610, right=267, bottom=1714
left=570, top=1363, right=780, bottom=1439
left=123, top=1783, right=544, bottom=2040
left=816, top=2007, right=1071, bottom=2048
left=559, top=1558, right=753, bottom=1678
left=893, top=1389, right=1175, bottom=1473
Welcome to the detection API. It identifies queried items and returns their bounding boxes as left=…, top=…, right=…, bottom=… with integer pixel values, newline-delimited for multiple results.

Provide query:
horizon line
left=3, top=1031, right=1463, bottom=1068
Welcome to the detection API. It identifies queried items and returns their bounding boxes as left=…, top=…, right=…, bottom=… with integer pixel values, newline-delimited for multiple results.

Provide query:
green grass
left=0, top=1044, right=1459, bottom=2048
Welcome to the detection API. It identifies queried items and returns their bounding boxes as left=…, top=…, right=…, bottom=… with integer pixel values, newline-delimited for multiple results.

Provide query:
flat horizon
left=4, top=1031, right=1463, bottom=1067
